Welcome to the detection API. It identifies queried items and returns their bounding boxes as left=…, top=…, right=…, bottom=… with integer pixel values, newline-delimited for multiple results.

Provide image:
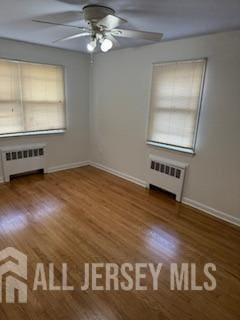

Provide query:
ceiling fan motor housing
left=83, top=5, right=115, bottom=23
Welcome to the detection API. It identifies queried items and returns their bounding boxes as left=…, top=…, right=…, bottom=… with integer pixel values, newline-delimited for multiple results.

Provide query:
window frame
left=146, top=58, right=207, bottom=155
left=0, top=56, right=67, bottom=138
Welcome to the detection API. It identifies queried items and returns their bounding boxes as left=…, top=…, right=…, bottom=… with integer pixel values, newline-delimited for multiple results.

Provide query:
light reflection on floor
left=145, top=227, right=179, bottom=258
left=0, top=198, right=61, bottom=234
left=0, top=210, right=28, bottom=234
left=32, top=198, right=61, bottom=221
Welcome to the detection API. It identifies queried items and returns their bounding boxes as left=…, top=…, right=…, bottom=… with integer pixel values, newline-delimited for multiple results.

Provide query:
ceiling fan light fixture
left=100, top=38, right=113, bottom=52
left=87, top=39, right=96, bottom=52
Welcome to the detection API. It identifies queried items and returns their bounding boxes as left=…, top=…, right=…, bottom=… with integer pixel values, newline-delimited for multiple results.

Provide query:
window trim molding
left=0, top=129, right=66, bottom=138
left=146, top=57, right=208, bottom=154
left=146, top=140, right=195, bottom=155
left=191, top=57, right=208, bottom=153
left=152, top=57, right=208, bottom=67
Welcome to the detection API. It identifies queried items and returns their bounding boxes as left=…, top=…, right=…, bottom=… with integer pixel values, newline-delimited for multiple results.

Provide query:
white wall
left=90, top=31, right=240, bottom=223
left=0, top=38, right=90, bottom=177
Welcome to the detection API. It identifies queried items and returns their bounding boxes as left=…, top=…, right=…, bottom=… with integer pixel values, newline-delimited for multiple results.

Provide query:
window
left=0, top=58, right=66, bottom=137
left=147, top=59, right=206, bottom=153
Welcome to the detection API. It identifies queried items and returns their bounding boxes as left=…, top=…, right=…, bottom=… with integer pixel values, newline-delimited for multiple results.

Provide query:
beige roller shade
left=0, top=60, right=23, bottom=134
left=147, top=59, right=206, bottom=150
left=0, top=58, right=66, bottom=135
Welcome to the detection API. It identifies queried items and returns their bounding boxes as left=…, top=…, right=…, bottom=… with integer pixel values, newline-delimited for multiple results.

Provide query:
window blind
left=0, top=58, right=65, bottom=136
left=147, top=59, right=206, bottom=151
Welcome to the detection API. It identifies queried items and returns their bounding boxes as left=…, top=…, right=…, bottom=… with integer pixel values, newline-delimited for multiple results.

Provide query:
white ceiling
left=1, top=0, right=240, bottom=52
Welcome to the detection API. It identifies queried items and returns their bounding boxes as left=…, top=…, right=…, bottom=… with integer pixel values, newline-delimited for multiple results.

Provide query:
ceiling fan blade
left=111, top=29, right=163, bottom=41
left=53, top=32, right=91, bottom=43
left=35, top=11, right=83, bottom=24
left=97, top=14, right=127, bottom=30
left=32, top=19, right=86, bottom=29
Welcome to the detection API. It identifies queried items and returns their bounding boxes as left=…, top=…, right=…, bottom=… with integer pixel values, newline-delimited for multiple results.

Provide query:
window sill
left=146, top=141, right=195, bottom=155
left=0, top=129, right=66, bottom=138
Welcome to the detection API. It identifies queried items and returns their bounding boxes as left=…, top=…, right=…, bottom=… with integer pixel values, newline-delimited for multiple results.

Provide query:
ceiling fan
left=33, top=4, right=163, bottom=53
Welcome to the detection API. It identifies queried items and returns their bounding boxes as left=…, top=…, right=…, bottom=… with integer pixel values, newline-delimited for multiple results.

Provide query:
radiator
left=1, top=143, right=46, bottom=182
left=147, top=155, right=188, bottom=202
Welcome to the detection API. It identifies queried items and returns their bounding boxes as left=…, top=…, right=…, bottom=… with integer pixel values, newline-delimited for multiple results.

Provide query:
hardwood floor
left=0, top=165, right=239, bottom=319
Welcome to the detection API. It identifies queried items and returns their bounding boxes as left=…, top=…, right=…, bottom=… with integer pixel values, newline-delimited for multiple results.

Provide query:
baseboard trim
left=182, top=197, right=240, bottom=227
left=90, top=162, right=147, bottom=188
left=0, top=177, right=4, bottom=184
left=48, top=161, right=90, bottom=173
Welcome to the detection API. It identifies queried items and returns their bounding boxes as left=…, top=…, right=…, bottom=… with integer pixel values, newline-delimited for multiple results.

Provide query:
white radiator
left=1, top=143, right=47, bottom=182
left=147, top=155, right=188, bottom=202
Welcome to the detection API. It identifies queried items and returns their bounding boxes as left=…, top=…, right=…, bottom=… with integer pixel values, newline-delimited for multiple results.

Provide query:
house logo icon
left=0, top=247, right=27, bottom=303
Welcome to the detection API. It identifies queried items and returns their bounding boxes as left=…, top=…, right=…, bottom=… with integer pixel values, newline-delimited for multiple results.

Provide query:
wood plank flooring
left=0, top=166, right=239, bottom=319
